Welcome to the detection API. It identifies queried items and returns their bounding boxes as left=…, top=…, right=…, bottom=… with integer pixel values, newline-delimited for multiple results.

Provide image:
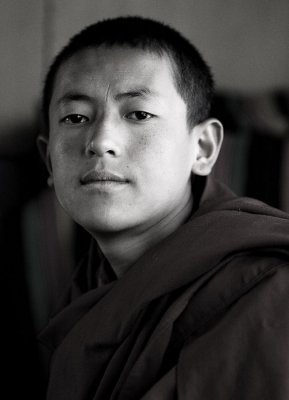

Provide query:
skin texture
left=39, top=46, right=223, bottom=275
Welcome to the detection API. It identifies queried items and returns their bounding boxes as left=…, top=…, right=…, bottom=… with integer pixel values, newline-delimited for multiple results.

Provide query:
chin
left=77, top=213, right=136, bottom=236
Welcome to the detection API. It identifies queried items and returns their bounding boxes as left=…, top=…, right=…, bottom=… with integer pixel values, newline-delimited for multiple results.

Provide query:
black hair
left=42, top=16, right=214, bottom=133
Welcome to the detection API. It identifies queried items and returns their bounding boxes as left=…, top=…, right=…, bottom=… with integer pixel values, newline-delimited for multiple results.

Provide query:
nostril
left=85, top=140, right=117, bottom=157
left=86, top=141, right=97, bottom=156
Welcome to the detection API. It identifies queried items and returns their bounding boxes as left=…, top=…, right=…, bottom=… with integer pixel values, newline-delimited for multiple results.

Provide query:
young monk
left=38, top=16, right=289, bottom=399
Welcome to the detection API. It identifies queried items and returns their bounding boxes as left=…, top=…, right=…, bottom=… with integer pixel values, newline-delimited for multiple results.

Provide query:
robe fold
left=39, top=178, right=289, bottom=399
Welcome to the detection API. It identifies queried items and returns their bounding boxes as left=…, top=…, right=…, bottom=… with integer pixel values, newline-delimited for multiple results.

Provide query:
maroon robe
left=39, top=178, right=289, bottom=399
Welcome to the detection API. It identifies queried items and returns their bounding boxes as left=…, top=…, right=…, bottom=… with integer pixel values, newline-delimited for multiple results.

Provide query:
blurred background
left=1, top=0, right=289, bottom=397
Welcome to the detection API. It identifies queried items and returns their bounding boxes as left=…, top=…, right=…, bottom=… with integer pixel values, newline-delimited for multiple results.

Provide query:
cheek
left=50, top=135, right=81, bottom=172
left=129, top=127, right=189, bottom=177
left=128, top=131, right=167, bottom=174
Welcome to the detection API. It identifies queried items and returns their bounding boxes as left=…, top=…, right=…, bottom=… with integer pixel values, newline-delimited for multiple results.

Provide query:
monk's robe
left=39, top=178, right=289, bottom=399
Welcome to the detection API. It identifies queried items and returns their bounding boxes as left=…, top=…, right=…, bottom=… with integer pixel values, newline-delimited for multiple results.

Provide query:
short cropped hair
left=42, top=16, right=214, bottom=133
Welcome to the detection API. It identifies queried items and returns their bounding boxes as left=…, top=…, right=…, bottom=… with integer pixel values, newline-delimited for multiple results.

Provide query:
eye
left=61, top=114, right=89, bottom=125
left=125, top=111, right=154, bottom=121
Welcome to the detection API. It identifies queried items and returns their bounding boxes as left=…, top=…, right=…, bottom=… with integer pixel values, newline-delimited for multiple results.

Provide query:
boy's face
left=47, top=46, right=197, bottom=235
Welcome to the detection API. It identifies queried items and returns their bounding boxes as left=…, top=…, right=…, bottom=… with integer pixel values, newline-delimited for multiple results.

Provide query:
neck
left=92, top=193, right=193, bottom=277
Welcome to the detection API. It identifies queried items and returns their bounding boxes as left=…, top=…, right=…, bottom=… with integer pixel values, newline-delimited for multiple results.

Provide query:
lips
left=80, top=170, right=129, bottom=185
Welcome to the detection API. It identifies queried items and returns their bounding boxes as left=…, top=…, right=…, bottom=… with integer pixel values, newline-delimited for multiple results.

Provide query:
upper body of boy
left=38, top=17, right=289, bottom=399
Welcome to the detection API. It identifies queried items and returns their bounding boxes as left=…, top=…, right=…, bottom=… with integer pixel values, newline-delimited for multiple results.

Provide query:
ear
left=37, top=135, right=54, bottom=186
left=190, top=118, right=223, bottom=176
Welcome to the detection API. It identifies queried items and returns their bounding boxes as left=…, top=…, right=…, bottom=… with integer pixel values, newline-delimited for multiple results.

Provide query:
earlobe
left=191, top=118, right=223, bottom=176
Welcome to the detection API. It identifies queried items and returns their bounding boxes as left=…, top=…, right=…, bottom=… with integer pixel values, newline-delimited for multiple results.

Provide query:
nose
left=85, top=117, right=121, bottom=158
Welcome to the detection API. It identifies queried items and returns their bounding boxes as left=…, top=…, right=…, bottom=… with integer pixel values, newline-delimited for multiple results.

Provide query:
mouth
left=80, top=170, right=130, bottom=186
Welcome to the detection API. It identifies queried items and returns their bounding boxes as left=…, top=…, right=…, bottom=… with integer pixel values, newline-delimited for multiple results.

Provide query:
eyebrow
left=55, top=87, right=157, bottom=107
left=55, top=93, right=93, bottom=106
left=113, top=87, right=157, bottom=101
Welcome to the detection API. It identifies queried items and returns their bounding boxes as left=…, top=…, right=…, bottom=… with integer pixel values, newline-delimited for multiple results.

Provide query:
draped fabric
left=39, top=178, right=289, bottom=399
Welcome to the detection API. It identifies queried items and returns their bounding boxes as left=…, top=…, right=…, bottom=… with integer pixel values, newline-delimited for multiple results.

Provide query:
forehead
left=51, top=46, right=179, bottom=102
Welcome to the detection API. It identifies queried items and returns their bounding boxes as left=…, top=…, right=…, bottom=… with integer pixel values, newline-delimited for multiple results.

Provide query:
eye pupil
left=71, top=115, right=83, bottom=123
left=63, top=114, right=87, bottom=124
left=136, top=111, right=147, bottom=120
